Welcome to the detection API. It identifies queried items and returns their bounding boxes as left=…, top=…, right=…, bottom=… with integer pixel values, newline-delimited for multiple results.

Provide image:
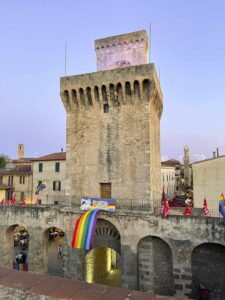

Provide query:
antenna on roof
left=149, top=22, right=151, bottom=63
left=65, top=41, right=67, bottom=76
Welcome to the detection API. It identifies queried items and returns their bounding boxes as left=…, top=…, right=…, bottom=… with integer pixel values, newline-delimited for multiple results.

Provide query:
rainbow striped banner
left=71, top=209, right=101, bottom=250
left=219, top=193, right=225, bottom=218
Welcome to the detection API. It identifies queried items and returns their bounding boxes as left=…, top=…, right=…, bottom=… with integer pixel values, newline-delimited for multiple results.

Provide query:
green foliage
left=0, top=154, right=9, bottom=168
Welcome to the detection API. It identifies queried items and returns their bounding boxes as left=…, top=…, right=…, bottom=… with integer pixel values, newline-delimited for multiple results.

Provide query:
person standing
left=57, top=244, right=63, bottom=259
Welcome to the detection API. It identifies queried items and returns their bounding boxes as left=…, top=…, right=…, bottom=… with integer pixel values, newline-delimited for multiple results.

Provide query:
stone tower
left=183, top=145, right=190, bottom=186
left=18, top=144, right=24, bottom=160
left=60, top=30, right=163, bottom=210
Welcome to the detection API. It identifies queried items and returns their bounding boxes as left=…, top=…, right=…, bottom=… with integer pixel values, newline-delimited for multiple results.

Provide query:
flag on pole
left=21, top=193, right=26, bottom=207
left=183, top=198, right=192, bottom=216
left=0, top=198, right=4, bottom=206
left=203, top=198, right=210, bottom=217
left=9, top=192, right=16, bottom=206
left=161, top=200, right=170, bottom=217
left=36, top=180, right=47, bottom=193
left=219, top=193, right=225, bottom=218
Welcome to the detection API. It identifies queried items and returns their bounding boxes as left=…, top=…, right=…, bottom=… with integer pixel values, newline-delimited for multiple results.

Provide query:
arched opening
left=138, top=236, right=174, bottom=295
left=94, top=86, right=100, bottom=103
left=85, top=219, right=121, bottom=287
left=101, top=85, right=108, bottom=103
left=6, top=224, right=29, bottom=271
left=109, top=83, right=116, bottom=105
left=116, top=82, right=123, bottom=104
left=134, top=80, right=140, bottom=101
left=61, top=90, right=70, bottom=110
left=142, top=79, right=151, bottom=101
left=125, top=81, right=132, bottom=102
left=71, top=89, right=78, bottom=107
left=86, top=87, right=93, bottom=106
left=79, top=88, right=85, bottom=107
left=192, top=243, right=225, bottom=299
left=42, top=227, right=66, bottom=277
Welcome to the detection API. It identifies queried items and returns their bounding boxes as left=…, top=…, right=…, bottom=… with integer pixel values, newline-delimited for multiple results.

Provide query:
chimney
left=18, top=144, right=24, bottom=160
left=216, top=147, right=219, bottom=157
left=213, top=151, right=216, bottom=158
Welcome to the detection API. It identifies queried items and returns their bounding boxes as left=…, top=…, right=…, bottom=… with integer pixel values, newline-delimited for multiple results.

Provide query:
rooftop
left=32, top=152, right=66, bottom=162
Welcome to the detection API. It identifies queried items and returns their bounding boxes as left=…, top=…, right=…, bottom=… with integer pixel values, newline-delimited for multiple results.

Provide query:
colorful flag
left=0, top=198, right=4, bottom=206
left=161, top=200, right=170, bottom=217
left=219, top=193, right=225, bottom=218
left=9, top=192, right=16, bottom=206
left=203, top=198, right=210, bottom=217
left=183, top=198, right=192, bottom=216
left=21, top=193, right=26, bottom=207
left=36, top=180, right=47, bottom=193
left=34, top=192, right=39, bottom=207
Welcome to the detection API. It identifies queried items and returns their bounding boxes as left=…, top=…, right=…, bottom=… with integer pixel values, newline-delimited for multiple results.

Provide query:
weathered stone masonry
left=60, top=64, right=163, bottom=209
left=0, top=207, right=225, bottom=298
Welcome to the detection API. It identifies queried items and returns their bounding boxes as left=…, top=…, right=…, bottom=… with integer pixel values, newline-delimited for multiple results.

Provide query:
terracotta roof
left=0, top=165, right=32, bottom=175
left=12, top=158, right=34, bottom=163
left=32, top=152, right=66, bottom=162
left=161, top=159, right=181, bottom=167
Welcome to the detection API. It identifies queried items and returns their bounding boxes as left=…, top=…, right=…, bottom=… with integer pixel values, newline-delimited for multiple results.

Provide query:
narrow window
left=39, top=163, right=43, bottom=172
left=55, top=162, right=60, bottom=172
left=53, top=181, right=61, bottom=191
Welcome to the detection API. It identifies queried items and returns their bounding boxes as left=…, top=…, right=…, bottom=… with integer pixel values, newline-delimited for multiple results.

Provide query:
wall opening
left=85, top=219, right=121, bottom=287
left=103, top=103, right=109, bottom=113
left=191, top=243, right=225, bottom=299
left=42, top=227, right=66, bottom=277
left=138, top=236, right=174, bottom=295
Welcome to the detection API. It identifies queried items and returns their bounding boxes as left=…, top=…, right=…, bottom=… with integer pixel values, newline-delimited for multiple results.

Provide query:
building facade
left=161, top=163, right=176, bottom=199
left=192, top=155, right=225, bottom=216
left=60, top=30, right=163, bottom=210
left=32, top=152, right=66, bottom=205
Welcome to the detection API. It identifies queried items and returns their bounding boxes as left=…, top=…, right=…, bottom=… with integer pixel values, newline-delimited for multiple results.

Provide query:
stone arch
left=61, top=90, right=70, bottom=111
left=79, top=88, right=85, bottom=107
left=142, top=79, right=151, bottom=101
left=94, top=86, right=100, bottom=103
left=42, top=226, right=67, bottom=277
left=86, top=87, right=92, bottom=106
left=93, top=218, right=121, bottom=253
left=125, top=81, right=132, bottom=102
left=5, top=224, right=30, bottom=271
left=138, top=235, right=174, bottom=295
left=191, top=243, right=225, bottom=299
left=109, top=83, right=116, bottom=106
left=85, top=219, right=121, bottom=287
left=101, top=85, right=108, bottom=104
left=134, top=80, right=140, bottom=101
left=116, top=82, right=123, bottom=104
left=71, top=89, right=78, bottom=107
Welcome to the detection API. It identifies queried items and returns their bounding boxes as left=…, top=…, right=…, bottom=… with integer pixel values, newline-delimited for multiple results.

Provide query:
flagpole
left=65, top=41, right=67, bottom=76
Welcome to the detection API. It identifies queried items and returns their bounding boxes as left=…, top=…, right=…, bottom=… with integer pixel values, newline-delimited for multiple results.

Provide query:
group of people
left=49, top=227, right=64, bottom=241
left=14, top=231, right=29, bottom=250
left=15, top=251, right=27, bottom=264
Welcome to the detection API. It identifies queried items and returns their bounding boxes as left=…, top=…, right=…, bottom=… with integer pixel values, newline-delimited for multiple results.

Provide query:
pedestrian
left=57, top=244, right=63, bottom=259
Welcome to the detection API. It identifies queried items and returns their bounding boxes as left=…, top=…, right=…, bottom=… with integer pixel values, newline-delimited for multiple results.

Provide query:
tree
left=0, top=154, right=9, bottom=168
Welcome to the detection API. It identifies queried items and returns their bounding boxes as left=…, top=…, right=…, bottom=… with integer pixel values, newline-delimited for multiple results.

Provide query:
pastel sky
left=1, top=0, right=225, bottom=163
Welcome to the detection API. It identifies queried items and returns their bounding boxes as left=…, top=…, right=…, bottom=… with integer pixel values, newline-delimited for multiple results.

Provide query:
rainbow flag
left=71, top=209, right=101, bottom=250
left=219, top=193, right=225, bottom=218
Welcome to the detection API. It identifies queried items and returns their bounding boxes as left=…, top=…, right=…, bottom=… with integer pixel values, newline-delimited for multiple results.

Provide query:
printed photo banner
left=80, top=197, right=116, bottom=212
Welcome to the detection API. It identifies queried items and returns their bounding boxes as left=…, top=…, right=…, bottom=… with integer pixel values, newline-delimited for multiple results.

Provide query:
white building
left=32, top=152, right=66, bottom=205
left=192, top=155, right=225, bottom=217
left=161, top=162, right=176, bottom=199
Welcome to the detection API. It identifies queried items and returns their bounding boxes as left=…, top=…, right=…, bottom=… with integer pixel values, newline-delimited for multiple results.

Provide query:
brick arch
left=93, top=218, right=121, bottom=254
left=191, top=242, right=225, bottom=299
left=138, top=235, right=174, bottom=296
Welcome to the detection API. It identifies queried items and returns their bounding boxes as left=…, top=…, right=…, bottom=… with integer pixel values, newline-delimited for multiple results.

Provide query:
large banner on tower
left=80, top=197, right=116, bottom=212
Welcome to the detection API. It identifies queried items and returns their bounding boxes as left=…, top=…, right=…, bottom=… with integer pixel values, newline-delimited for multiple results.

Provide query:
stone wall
left=0, top=206, right=224, bottom=298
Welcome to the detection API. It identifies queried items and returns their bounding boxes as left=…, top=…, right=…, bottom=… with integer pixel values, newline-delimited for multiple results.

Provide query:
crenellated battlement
left=60, top=63, right=163, bottom=117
